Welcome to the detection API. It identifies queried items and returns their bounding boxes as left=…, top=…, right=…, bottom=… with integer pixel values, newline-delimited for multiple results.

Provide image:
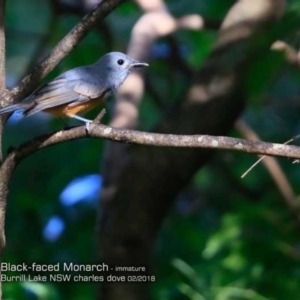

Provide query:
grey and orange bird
left=0, top=52, right=148, bottom=130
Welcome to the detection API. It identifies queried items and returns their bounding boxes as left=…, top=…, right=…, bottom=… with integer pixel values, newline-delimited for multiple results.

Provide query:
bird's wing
left=24, top=70, right=108, bottom=116
left=68, top=79, right=109, bottom=106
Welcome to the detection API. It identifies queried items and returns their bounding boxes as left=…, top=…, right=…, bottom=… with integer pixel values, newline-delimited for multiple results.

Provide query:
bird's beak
left=129, top=61, right=149, bottom=68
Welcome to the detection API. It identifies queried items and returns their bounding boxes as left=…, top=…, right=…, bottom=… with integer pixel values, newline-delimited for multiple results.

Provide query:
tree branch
left=2, top=124, right=300, bottom=171
left=0, top=122, right=298, bottom=284
left=10, top=0, right=127, bottom=103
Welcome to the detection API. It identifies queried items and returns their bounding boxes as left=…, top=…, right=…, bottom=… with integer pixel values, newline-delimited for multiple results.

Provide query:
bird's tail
left=0, top=103, right=29, bottom=115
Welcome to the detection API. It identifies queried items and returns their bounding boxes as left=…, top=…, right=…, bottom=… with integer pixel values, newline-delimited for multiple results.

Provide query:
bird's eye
left=117, top=59, right=124, bottom=65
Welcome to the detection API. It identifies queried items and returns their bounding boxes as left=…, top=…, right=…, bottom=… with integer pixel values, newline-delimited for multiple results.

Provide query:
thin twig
left=237, top=120, right=300, bottom=228
left=94, top=108, right=107, bottom=123
left=241, top=155, right=265, bottom=178
left=241, top=132, right=300, bottom=178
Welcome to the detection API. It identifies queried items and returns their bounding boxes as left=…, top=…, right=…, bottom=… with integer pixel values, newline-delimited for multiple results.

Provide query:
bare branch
left=10, top=0, right=127, bottom=102
left=3, top=125, right=300, bottom=164
left=0, top=123, right=298, bottom=266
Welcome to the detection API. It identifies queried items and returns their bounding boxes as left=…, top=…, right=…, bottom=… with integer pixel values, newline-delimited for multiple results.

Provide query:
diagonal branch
left=10, top=0, right=127, bottom=103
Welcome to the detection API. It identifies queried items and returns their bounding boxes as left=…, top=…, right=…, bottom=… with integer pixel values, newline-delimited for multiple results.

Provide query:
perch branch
left=3, top=124, right=300, bottom=164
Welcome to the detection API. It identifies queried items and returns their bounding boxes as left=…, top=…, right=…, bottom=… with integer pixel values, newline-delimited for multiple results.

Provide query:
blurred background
left=3, top=0, right=300, bottom=299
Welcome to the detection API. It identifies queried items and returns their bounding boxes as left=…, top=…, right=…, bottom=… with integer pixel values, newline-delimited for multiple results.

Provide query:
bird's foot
left=72, top=114, right=93, bottom=132
left=85, top=121, right=93, bottom=132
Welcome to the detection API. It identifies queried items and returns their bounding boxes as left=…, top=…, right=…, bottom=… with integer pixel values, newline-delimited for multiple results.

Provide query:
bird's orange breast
left=44, top=95, right=105, bottom=117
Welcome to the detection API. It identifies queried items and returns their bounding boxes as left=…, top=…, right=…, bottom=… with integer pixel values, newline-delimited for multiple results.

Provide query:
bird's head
left=96, top=52, right=148, bottom=91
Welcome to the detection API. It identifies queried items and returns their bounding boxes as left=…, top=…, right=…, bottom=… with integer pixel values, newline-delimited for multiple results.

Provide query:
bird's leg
left=72, top=115, right=93, bottom=132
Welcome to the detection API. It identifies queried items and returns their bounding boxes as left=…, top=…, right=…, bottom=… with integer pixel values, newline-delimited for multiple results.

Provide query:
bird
left=0, top=52, right=148, bottom=131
